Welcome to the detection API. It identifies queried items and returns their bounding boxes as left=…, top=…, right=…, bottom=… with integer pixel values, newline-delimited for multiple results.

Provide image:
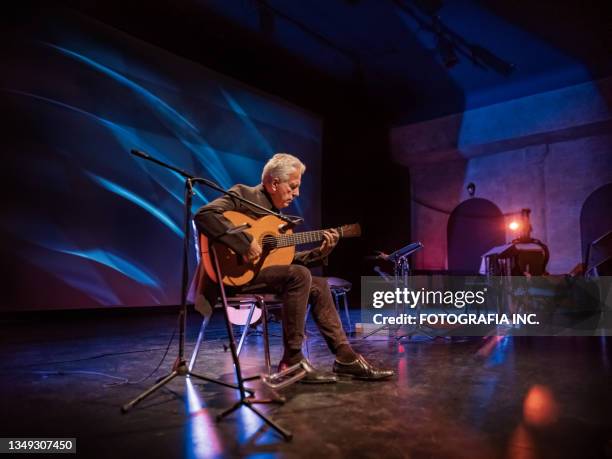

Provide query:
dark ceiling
left=27, top=0, right=612, bottom=124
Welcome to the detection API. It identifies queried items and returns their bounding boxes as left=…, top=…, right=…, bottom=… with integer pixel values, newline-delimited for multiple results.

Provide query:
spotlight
left=509, top=221, right=520, bottom=231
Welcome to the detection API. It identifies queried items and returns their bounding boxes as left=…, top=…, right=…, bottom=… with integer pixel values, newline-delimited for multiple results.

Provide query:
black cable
left=108, top=314, right=179, bottom=386
left=30, top=370, right=129, bottom=386
left=0, top=346, right=175, bottom=371
left=1, top=315, right=180, bottom=387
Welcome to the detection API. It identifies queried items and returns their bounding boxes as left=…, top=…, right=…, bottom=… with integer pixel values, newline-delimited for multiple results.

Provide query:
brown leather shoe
left=332, top=354, right=394, bottom=381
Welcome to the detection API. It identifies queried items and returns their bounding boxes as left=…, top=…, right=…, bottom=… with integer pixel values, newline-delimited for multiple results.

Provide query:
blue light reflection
left=57, top=248, right=160, bottom=287
left=221, top=88, right=274, bottom=156
left=86, top=172, right=183, bottom=238
left=185, top=379, right=223, bottom=459
left=46, top=43, right=233, bottom=189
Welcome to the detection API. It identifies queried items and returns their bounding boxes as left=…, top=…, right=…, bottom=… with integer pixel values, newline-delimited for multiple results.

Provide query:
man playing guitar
left=195, top=153, right=393, bottom=382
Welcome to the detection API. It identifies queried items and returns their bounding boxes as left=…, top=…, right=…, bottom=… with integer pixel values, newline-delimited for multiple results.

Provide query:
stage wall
left=0, top=9, right=322, bottom=310
left=391, top=77, right=612, bottom=274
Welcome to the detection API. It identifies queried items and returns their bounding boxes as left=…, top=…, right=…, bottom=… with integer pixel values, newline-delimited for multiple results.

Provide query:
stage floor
left=1, top=309, right=611, bottom=458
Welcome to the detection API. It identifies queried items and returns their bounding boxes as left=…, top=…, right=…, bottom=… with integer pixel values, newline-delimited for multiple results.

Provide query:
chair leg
left=236, top=303, right=257, bottom=356
left=342, top=292, right=352, bottom=332
left=332, top=290, right=352, bottom=333
left=188, top=315, right=210, bottom=372
left=258, top=297, right=272, bottom=375
left=335, top=291, right=344, bottom=317
left=303, top=303, right=312, bottom=359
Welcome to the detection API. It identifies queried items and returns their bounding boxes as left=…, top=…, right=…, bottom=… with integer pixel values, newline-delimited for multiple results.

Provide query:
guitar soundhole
left=261, top=234, right=277, bottom=251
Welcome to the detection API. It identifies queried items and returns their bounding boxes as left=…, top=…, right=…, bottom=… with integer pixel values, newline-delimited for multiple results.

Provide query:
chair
left=188, top=227, right=285, bottom=375
left=188, top=291, right=283, bottom=376
left=191, top=279, right=349, bottom=375
left=187, top=227, right=336, bottom=382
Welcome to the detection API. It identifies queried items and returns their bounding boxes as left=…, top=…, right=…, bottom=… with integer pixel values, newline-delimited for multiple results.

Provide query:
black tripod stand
left=121, top=149, right=296, bottom=440
left=209, top=244, right=292, bottom=439
left=121, top=152, right=249, bottom=413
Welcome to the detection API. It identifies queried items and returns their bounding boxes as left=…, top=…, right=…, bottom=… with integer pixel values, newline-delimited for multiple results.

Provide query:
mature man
left=195, top=153, right=393, bottom=382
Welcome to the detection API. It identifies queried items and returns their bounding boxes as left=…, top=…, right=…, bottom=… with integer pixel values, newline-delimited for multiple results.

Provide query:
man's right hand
left=243, top=238, right=262, bottom=262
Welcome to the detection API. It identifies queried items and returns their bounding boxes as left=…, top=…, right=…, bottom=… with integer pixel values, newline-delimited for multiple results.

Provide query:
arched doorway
left=581, top=183, right=612, bottom=268
left=447, top=198, right=505, bottom=273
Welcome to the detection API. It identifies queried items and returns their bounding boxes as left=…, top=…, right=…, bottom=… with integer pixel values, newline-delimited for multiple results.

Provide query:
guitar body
left=200, top=211, right=296, bottom=287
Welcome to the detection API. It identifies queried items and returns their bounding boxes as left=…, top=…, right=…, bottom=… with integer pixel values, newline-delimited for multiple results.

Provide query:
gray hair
left=261, top=153, right=306, bottom=183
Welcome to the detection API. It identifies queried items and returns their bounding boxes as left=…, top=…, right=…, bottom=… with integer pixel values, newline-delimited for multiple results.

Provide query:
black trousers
left=252, top=264, right=349, bottom=354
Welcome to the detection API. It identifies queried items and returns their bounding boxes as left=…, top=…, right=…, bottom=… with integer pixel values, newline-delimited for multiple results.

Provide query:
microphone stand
left=121, top=149, right=294, bottom=440
left=121, top=155, right=249, bottom=413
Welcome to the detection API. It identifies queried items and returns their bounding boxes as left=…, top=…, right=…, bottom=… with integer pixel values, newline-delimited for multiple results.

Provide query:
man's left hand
left=320, top=229, right=340, bottom=257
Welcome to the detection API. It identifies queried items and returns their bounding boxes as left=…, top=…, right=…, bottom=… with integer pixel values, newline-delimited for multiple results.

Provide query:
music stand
left=362, top=242, right=423, bottom=339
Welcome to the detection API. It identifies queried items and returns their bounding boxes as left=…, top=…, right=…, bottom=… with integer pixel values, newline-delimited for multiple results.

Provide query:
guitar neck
left=276, top=227, right=343, bottom=249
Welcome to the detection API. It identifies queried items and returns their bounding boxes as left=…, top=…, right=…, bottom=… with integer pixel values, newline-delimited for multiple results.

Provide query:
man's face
left=266, top=170, right=301, bottom=209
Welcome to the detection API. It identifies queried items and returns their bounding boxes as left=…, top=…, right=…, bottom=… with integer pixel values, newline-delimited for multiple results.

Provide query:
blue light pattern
left=1, top=18, right=321, bottom=309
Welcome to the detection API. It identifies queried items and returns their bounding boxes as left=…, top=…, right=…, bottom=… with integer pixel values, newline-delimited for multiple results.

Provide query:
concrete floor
left=1, top=309, right=611, bottom=459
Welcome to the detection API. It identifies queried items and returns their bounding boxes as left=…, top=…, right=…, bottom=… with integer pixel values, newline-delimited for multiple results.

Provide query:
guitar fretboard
left=264, top=228, right=342, bottom=249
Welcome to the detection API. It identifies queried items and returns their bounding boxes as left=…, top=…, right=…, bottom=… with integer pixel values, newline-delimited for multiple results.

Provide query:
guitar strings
left=274, top=228, right=342, bottom=248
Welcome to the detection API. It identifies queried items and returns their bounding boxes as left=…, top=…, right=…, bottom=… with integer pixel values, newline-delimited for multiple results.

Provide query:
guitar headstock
left=338, top=223, right=361, bottom=238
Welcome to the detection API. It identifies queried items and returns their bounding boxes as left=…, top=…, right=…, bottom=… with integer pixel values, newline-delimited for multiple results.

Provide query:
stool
left=327, top=277, right=352, bottom=332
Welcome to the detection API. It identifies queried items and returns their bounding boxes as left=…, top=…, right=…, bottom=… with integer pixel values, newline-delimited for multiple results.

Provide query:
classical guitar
left=199, top=210, right=361, bottom=288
